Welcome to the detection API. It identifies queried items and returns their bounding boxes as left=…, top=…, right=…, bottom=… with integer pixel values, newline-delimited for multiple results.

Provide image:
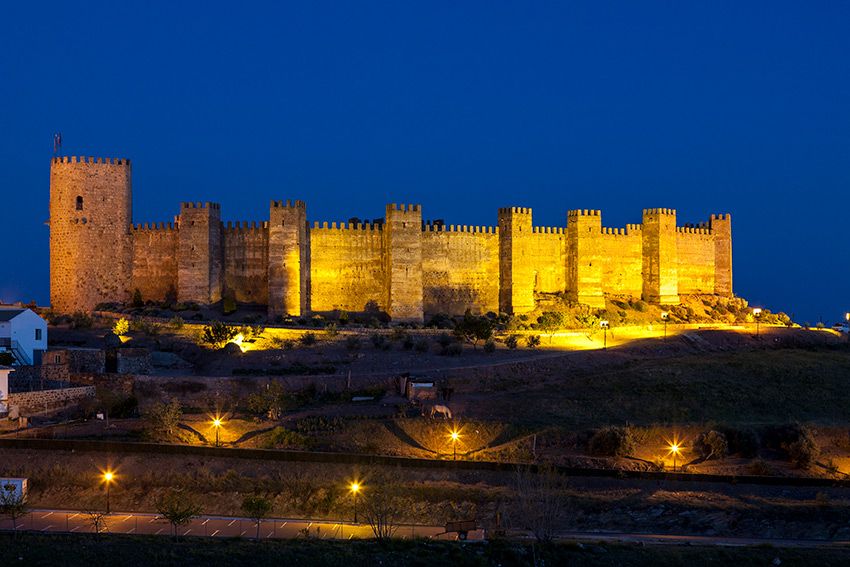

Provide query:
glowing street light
left=212, top=417, right=223, bottom=447
left=101, top=469, right=116, bottom=514
left=449, top=429, right=460, bottom=461
left=668, top=442, right=682, bottom=472
left=349, top=482, right=361, bottom=523
left=600, top=320, right=610, bottom=350
left=661, top=311, right=669, bottom=341
left=753, top=308, right=762, bottom=338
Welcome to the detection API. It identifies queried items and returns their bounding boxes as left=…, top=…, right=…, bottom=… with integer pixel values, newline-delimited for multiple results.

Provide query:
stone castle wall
left=49, top=157, right=734, bottom=321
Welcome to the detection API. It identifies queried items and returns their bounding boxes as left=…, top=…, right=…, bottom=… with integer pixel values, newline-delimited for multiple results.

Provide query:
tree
left=156, top=489, right=202, bottom=540
left=131, top=288, right=144, bottom=308
left=453, top=310, right=493, bottom=349
left=145, top=398, right=183, bottom=441
left=247, top=382, right=287, bottom=420
left=525, top=335, right=541, bottom=349
left=588, top=426, right=635, bottom=457
left=112, top=317, right=130, bottom=337
left=513, top=465, right=567, bottom=543
left=536, top=312, right=565, bottom=343
left=84, top=509, right=108, bottom=537
left=200, top=321, right=239, bottom=349
left=360, top=475, right=403, bottom=541
left=242, top=494, right=273, bottom=540
left=0, top=482, right=28, bottom=539
left=694, top=430, right=729, bottom=461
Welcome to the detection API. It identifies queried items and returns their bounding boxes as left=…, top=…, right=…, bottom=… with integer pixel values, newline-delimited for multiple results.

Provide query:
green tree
left=156, top=489, right=202, bottom=541
left=453, top=310, right=493, bottom=349
left=200, top=321, right=239, bottom=349
left=536, top=312, right=565, bottom=343
left=145, top=398, right=183, bottom=441
left=112, top=317, right=130, bottom=337
left=0, top=482, right=28, bottom=540
left=242, top=494, right=273, bottom=540
left=131, top=288, right=144, bottom=308
left=247, top=382, right=287, bottom=420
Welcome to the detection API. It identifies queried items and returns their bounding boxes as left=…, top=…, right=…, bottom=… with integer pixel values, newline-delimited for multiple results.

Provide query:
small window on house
left=76, top=196, right=83, bottom=210
left=35, top=328, right=42, bottom=341
left=54, top=354, right=61, bottom=364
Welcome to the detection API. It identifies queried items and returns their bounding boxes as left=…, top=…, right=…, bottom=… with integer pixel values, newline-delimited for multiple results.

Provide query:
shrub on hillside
left=441, top=343, right=463, bottom=356
left=525, top=335, right=541, bottom=349
left=694, top=430, right=729, bottom=461
left=299, top=332, right=317, bottom=346
left=483, top=339, right=496, bottom=353
left=345, top=335, right=361, bottom=351
left=200, top=321, right=238, bottom=349
left=505, top=335, right=520, bottom=349
left=762, top=423, right=819, bottom=469
left=414, top=338, right=430, bottom=353
left=588, top=426, right=635, bottom=457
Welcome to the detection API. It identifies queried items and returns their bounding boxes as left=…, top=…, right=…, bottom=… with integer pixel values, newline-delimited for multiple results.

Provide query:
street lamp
left=661, top=311, right=669, bottom=341
left=212, top=417, right=223, bottom=447
left=449, top=429, right=460, bottom=461
left=753, top=308, right=762, bottom=338
left=668, top=443, right=681, bottom=472
left=600, top=320, right=609, bottom=350
left=349, top=482, right=361, bottom=523
left=102, top=470, right=115, bottom=514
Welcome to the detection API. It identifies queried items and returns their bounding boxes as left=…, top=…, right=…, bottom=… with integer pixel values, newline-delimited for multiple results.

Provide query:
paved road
left=553, top=530, right=850, bottom=549
left=2, top=509, right=483, bottom=541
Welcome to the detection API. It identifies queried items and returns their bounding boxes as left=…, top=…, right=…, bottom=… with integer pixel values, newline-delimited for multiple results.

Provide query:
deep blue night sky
left=1, top=2, right=848, bottom=323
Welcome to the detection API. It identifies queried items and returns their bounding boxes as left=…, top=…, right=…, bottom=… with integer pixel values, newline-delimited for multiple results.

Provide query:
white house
left=0, top=308, right=47, bottom=365
left=0, top=366, right=10, bottom=414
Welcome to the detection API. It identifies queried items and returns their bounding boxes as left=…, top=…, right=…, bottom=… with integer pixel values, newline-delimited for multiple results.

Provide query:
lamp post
left=669, top=443, right=680, bottom=472
left=600, top=320, right=609, bottom=350
left=349, top=482, right=360, bottom=524
left=102, top=470, right=115, bottom=514
left=212, top=417, right=222, bottom=447
left=661, top=311, right=669, bottom=341
left=449, top=429, right=460, bottom=461
left=753, top=308, right=762, bottom=338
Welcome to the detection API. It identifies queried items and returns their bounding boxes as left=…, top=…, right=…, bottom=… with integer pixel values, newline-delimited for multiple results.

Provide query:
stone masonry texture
left=49, top=157, right=733, bottom=321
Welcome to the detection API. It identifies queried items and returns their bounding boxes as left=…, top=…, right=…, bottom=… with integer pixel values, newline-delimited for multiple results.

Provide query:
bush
left=525, top=335, right=541, bottom=349
left=762, top=423, right=819, bottom=469
left=402, top=335, right=415, bottom=350
left=505, top=335, right=520, bottom=349
left=70, top=312, right=93, bottom=329
left=325, top=323, right=339, bottom=338
left=632, top=300, right=647, bottom=312
left=716, top=426, right=760, bottom=457
left=786, top=431, right=819, bottom=469
left=113, top=317, right=130, bottom=337
left=370, top=333, right=387, bottom=349
left=345, top=335, right=361, bottom=351
left=435, top=333, right=454, bottom=348
left=169, top=316, right=184, bottom=330
left=588, top=426, right=635, bottom=457
left=200, top=321, right=238, bottom=349
left=483, top=339, right=496, bottom=353
left=299, top=332, right=317, bottom=346
left=222, top=296, right=237, bottom=315
left=441, top=343, right=463, bottom=356
left=414, top=338, right=430, bottom=353
left=747, top=458, right=774, bottom=476
left=132, top=289, right=144, bottom=308
left=694, top=430, right=729, bottom=461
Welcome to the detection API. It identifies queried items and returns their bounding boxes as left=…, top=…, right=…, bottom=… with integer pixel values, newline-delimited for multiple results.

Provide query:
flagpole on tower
left=53, top=132, right=63, bottom=154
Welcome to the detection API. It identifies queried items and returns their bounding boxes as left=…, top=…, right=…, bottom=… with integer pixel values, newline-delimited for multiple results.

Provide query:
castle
left=49, top=156, right=732, bottom=322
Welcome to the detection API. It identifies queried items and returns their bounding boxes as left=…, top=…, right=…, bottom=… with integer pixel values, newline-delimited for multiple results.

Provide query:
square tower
left=385, top=204, right=424, bottom=323
left=177, top=202, right=223, bottom=304
left=268, top=200, right=308, bottom=317
left=498, top=207, right=535, bottom=315
left=642, top=208, right=680, bottom=304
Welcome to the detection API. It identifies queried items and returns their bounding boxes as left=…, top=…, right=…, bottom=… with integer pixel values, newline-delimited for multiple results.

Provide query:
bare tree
left=0, top=482, right=29, bottom=539
left=513, top=465, right=567, bottom=543
left=156, top=489, right=202, bottom=540
left=360, top=473, right=404, bottom=540
left=84, top=509, right=108, bottom=537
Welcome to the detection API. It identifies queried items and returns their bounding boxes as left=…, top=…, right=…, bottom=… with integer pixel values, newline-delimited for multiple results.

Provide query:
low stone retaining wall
left=7, top=386, right=96, bottom=414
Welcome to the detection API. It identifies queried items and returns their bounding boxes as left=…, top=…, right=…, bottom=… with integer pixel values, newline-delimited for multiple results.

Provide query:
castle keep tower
left=177, top=202, right=223, bottom=304
left=566, top=210, right=605, bottom=309
left=642, top=208, right=680, bottom=304
left=385, top=204, right=424, bottom=323
left=268, top=200, right=308, bottom=317
left=49, top=156, right=133, bottom=312
left=710, top=213, right=732, bottom=297
left=498, top=207, right=535, bottom=314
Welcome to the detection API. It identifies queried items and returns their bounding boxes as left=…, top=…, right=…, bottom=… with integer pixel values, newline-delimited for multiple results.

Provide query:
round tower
left=49, top=156, right=133, bottom=313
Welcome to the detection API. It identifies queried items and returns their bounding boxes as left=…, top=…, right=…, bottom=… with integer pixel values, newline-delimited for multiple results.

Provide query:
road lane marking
left=41, top=512, right=53, bottom=519
left=211, top=530, right=220, bottom=537
left=228, top=520, right=237, bottom=527
left=202, top=519, right=210, bottom=525
left=155, top=528, right=164, bottom=535
left=70, top=527, right=80, bottom=532
left=41, top=525, right=53, bottom=531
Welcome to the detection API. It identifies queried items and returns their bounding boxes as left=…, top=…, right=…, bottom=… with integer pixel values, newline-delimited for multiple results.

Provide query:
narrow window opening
left=75, top=196, right=83, bottom=210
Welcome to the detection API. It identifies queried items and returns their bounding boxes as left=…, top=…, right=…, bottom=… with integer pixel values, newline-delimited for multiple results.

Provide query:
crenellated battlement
left=710, top=213, right=731, bottom=221
left=271, top=199, right=306, bottom=209
left=423, top=224, right=498, bottom=234
left=498, top=206, right=532, bottom=215
left=52, top=156, right=131, bottom=166
left=601, top=227, right=637, bottom=236
left=567, top=209, right=602, bottom=217
left=643, top=208, right=676, bottom=216
left=132, top=222, right=176, bottom=231
left=676, top=226, right=711, bottom=235
left=531, top=226, right=565, bottom=235
left=224, top=220, right=269, bottom=233
left=388, top=203, right=421, bottom=213
left=311, top=220, right=384, bottom=232
left=181, top=202, right=220, bottom=210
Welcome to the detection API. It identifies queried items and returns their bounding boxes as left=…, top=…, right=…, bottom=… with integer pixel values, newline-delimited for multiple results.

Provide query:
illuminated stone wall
left=223, top=221, right=269, bottom=304
left=422, top=225, right=499, bottom=316
left=49, top=157, right=133, bottom=313
left=49, top=156, right=735, bottom=318
left=131, top=223, right=178, bottom=302
left=308, top=222, right=388, bottom=314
